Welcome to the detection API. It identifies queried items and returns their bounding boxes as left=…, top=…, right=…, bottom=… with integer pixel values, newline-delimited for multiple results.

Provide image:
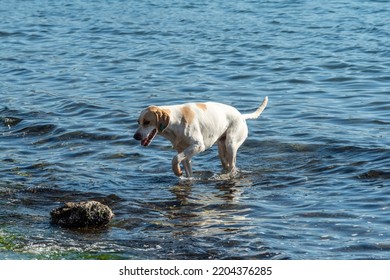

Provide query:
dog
left=134, top=96, right=268, bottom=177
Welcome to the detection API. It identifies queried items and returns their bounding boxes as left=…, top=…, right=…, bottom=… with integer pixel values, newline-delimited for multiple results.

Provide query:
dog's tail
left=242, top=96, right=268, bottom=120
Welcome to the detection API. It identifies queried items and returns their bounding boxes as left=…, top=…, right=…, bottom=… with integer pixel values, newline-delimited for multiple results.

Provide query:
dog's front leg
left=172, top=153, right=184, bottom=177
left=182, top=159, right=193, bottom=178
left=172, top=143, right=204, bottom=177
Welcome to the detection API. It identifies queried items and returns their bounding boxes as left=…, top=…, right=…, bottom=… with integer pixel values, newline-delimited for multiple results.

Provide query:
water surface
left=1, top=0, right=390, bottom=259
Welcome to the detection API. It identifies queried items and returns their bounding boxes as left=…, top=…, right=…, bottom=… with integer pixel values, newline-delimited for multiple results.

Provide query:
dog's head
left=133, top=106, right=170, bottom=146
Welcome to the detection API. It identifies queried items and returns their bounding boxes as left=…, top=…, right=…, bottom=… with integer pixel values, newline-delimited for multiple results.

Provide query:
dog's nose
left=134, top=133, right=142, bottom=141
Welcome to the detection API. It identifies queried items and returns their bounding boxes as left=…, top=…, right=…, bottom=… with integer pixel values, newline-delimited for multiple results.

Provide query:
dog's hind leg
left=225, top=146, right=238, bottom=174
left=217, top=137, right=229, bottom=170
left=225, top=122, right=248, bottom=174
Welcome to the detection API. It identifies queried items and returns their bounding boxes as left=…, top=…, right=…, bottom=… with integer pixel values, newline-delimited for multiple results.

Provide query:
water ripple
left=1, top=0, right=390, bottom=260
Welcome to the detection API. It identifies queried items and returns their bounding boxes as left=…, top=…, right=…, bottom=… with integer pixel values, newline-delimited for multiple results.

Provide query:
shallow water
left=1, top=0, right=390, bottom=259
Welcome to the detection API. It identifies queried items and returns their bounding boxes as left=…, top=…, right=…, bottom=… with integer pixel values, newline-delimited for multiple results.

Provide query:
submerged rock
left=50, top=201, right=114, bottom=228
left=0, top=117, right=22, bottom=128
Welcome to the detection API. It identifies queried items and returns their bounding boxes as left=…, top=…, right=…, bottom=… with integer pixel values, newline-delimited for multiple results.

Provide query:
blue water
left=1, top=0, right=389, bottom=259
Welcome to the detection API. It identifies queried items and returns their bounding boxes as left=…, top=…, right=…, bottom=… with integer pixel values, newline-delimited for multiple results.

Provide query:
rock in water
left=0, top=117, right=22, bottom=128
left=50, top=201, right=114, bottom=228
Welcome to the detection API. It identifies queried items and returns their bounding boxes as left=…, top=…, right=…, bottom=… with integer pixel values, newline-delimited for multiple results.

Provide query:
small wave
left=57, top=100, right=106, bottom=117
left=176, top=169, right=253, bottom=183
left=56, top=131, right=118, bottom=142
left=0, top=31, right=25, bottom=37
left=321, top=76, right=356, bottom=83
left=332, top=242, right=390, bottom=258
left=321, top=61, right=353, bottom=70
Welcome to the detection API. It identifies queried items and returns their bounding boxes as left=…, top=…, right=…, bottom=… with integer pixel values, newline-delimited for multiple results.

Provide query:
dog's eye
left=143, top=120, right=150, bottom=126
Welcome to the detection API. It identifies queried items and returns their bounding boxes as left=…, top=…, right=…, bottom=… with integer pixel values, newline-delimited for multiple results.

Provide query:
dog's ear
left=156, top=108, right=170, bottom=133
left=148, top=106, right=170, bottom=133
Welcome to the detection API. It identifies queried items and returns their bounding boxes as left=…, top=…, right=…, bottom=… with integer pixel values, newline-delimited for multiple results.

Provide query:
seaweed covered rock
left=50, top=201, right=114, bottom=228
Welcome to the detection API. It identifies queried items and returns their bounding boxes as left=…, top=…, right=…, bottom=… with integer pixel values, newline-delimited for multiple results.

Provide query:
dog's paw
left=172, top=157, right=183, bottom=176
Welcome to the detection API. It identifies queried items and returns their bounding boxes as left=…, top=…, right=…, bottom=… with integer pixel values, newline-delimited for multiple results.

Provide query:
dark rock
left=50, top=201, right=114, bottom=228
left=358, top=170, right=390, bottom=180
left=1, top=117, right=22, bottom=128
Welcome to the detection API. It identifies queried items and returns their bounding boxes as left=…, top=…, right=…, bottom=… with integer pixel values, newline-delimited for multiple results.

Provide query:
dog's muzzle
left=134, top=129, right=157, bottom=147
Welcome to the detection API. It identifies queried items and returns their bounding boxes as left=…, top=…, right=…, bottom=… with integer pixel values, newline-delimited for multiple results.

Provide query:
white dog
left=134, top=97, right=268, bottom=177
